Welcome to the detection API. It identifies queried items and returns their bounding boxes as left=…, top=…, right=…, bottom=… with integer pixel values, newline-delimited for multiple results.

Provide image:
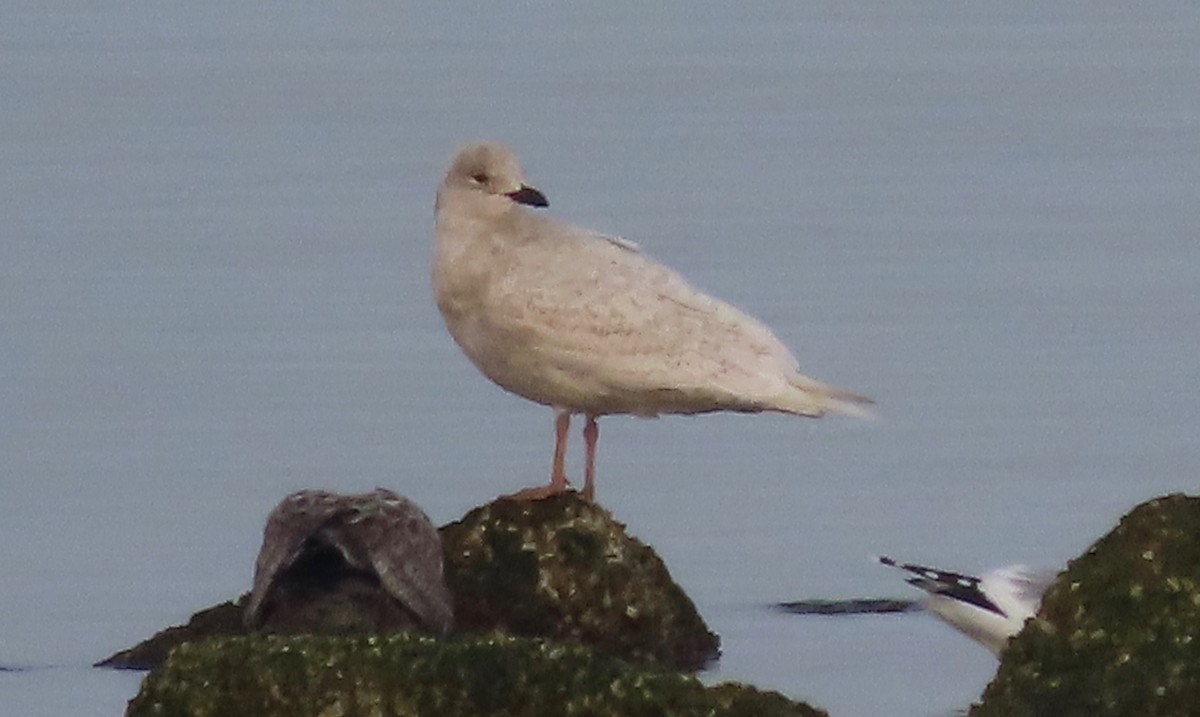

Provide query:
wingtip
left=790, top=375, right=875, bottom=419
left=828, top=397, right=876, bottom=420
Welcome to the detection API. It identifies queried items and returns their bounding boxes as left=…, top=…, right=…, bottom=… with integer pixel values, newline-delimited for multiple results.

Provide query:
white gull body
left=879, top=556, right=1057, bottom=656
left=432, top=141, right=872, bottom=500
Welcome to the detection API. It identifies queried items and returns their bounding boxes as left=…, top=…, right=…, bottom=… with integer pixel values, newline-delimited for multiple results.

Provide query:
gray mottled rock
left=246, top=488, right=453, bottom=635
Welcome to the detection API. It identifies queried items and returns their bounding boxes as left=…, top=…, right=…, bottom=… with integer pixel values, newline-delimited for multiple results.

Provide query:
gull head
left=438, top=141, right=548, bottom=212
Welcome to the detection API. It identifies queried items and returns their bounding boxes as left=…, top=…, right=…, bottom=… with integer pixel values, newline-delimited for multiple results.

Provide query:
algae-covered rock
left=101, top=491, right=718, bottom=674
left=972, top=493, right=1200, bottom=717
left=97, top=598, right=247, bottom=670
left=440, top=493, right=720, bottom=670
left=126, top=634, right=825, bottom=717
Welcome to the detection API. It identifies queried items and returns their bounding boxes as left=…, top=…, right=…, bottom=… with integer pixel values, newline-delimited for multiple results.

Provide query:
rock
left=441, top=493, right=720, bottom=670
left=99, top=490, right=718, bottom=674
left=96, top=598, right=246, bottom=670
left=971, top=493, right=1200, bottom=716
left=775, top=598, right=919, bottom=615
left=125, top=633, right=826, bottom=717
left=245, top=489, right=453, bottom=635
left=101, top=488, right=454, bottom=669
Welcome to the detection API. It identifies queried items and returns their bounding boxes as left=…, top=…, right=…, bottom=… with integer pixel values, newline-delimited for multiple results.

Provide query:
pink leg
left=505, top=409, right=572, bottom=501
left=550, top=410, right=571, bottom=491
left=582, top=415, right=598, bottom=502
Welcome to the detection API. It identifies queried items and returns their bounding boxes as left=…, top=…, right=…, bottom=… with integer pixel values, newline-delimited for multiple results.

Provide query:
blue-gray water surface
left=3, top=3, right=1198, bottom=716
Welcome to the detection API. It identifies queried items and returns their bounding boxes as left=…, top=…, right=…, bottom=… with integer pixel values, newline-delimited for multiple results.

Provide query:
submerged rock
left=775, top=598, right=918, bottom=615
left=441, top=493, right=720, bottom=670
left=245, top=489, right=453, bottom=635
left=972, top=493, right=1200, bottom=716
left=125, top=633, right=825, bottom=717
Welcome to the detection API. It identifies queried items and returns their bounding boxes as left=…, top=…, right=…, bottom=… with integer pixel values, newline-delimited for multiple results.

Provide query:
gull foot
left=502, top=483, right=580, bottom=502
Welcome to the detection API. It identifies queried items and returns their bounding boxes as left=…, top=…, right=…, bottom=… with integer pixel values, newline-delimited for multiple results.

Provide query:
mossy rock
left=101, top=492, right=719, bottom=673
left=126, top=633, right=825, bottom=717
left=97, top=598, right=247, bottom=670
left=440, top=493, right=720, bottom=670
left=972, top=493, right=1200, bottom=717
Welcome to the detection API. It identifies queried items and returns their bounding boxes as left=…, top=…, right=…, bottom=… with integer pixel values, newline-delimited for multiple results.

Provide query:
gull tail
left=785, top=374, right=875, bottom=419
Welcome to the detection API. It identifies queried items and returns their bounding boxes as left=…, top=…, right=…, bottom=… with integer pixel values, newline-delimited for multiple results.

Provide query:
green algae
left=98, top=598, right=247, bottom=670
left=972, top=493, right=1200, bottom=717
left=103, top=493, right=719, bottom=674
left=440, top=493, right=720, bottom=670
left=126, top=634, right=825, bottom=717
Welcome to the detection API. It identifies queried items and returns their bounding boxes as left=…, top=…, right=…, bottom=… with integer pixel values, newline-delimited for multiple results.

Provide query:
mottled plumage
left=433, top=141, right=872, bottom=500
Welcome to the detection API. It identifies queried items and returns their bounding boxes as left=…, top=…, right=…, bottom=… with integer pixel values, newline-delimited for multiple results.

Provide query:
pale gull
left=432, top=141, right=873, bottom=501
left=878, top=555, right=1057, bottom=656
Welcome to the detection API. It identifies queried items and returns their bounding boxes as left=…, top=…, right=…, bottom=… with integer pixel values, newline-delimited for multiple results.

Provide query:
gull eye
left=470, top=173, right=488, bottom=184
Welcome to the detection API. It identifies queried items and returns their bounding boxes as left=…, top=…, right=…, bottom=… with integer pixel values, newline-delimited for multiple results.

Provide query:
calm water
left=3, top=3, right=1199, bottom=716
